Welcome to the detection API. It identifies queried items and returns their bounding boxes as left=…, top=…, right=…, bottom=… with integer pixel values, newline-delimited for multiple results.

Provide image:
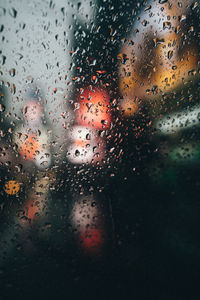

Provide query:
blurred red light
left=80, top=229, right=103, bottom=253
left=76, top=87, right=111, bottom=129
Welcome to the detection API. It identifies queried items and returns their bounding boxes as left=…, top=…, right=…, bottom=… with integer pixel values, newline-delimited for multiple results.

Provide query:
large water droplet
left=9, top=8, right=17, bottom=18
left=9, top=68, right=16, bottom=77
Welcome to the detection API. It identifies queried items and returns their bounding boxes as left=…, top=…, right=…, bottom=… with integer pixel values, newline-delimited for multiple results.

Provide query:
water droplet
left=168, top=50, right=173, bottom=60
left=179, top=15, right=186, bottom=22
left=9, top=8, right=17, bottom=18
left=9, top=68, right=16, bottom=77
left=101, top=120, right=108, bottom=126
left=159, top=0, right=168, bottom=4
left=153, top=38, right=164, bottom=48
left=75, top=149, right=80, bottom=157
left=15, top=164, right=23, bottom=172
left=0, top=104, right=5, bottom=112
left=144, top=5, right=151, bottom=11
left=191, top=2, right=198, bottom=10
left=141, top=19, right=147, bottom=27
left=86, top=133, right=91, bottom=140
left=163, top=22, right=171, bottom=30
left=171, top=65, right=177, bottom=71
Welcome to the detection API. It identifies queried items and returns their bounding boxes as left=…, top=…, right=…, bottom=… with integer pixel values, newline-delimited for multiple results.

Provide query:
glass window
left=0, top=0, right=200, bottom=299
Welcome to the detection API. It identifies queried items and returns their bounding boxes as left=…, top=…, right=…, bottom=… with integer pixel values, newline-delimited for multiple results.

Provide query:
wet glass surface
left=0, top=0, right=200, bottom=299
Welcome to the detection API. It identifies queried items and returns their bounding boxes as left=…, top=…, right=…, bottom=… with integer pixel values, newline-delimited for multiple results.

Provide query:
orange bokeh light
left=19, top=134, right=40, bottom=160
left=25, top=198, right=41, bottom=222
left=4, top=180, right=20, bottom=195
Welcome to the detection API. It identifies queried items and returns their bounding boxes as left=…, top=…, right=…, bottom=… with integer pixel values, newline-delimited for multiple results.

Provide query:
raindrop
left=0, top=104, right=5, bottom=112
left=40, top=160, right=49, bottom=167
left=163, top=22, right=171, bottom=30
left=75, top=150, right=80, bottom=157
left=144, top=5, right=151, bottom=11
left=153, top=38, right=164, bottom=48
left=141, top=19, right=147, bottom=27
left=86, top=133, right=91, bottom=140
left=168, top=50, right=173, bottom=60
left=77, top=2, right=81, bottom=10
left=9, top=8, right=17, bottom=18
left=15, top=164, right=23, bottom=172
left=191, top=2, right=198, bottom=10
left=9, top=68, right=16, bottom=77
left=159, top=0, right=168, bottom=4
left=0, top=55, right=6, bottom=65
left=179, top=15, right=186, bottom=22
left=101, top=120, right=108, bottom=126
